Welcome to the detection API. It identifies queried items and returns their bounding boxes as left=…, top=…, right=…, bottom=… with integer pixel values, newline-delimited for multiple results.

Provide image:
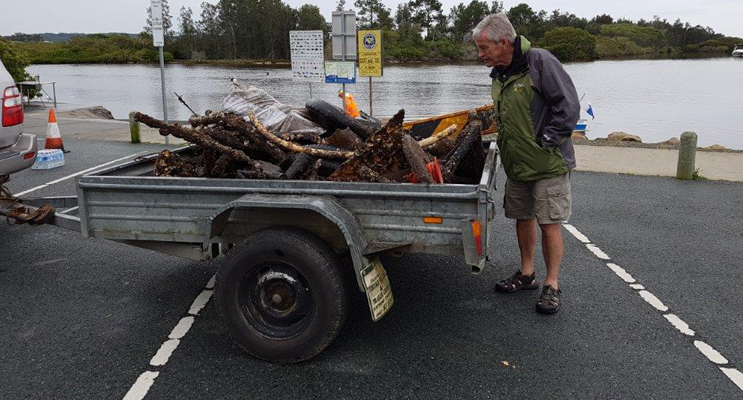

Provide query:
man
left=473, top=14, right=579, bottom=314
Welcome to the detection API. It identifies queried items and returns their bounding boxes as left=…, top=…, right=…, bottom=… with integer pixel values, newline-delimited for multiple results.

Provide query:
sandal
left=494, top=270, right=539, bottom=293
left=536, top=285, right=562, bottom=314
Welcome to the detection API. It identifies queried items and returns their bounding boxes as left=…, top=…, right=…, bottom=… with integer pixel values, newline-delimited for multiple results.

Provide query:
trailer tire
left=215, top=227, right=348, bottom=363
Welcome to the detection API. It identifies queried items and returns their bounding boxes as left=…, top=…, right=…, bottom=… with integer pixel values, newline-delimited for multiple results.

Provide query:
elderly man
left=473, top=14, right=579, bottom=314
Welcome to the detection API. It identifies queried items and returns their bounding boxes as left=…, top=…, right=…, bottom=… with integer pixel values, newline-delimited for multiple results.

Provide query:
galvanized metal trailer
left=2, top=142, right=500, bottom=363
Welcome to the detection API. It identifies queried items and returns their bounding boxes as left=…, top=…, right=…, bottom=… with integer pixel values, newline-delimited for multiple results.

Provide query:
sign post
left=289, top=30, right=325, bottom=99
left=331, top=11, right=356, bottom=114
left=151, top=0, right=169, bottom=145
left=358, top=30, right=382, bottom=117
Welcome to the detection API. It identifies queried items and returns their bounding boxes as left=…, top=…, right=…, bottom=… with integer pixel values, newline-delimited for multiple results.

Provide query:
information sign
left=324, top=61, right=356, bottom=84
left=150, top=0, right=164, bottom=47
left=358, top=30, right=382, bottom=77
left=289, top=30, right=325, bottom=82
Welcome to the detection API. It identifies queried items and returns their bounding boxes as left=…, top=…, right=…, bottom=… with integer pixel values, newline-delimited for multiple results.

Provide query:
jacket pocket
left=546, top=184, right=571, bottom=220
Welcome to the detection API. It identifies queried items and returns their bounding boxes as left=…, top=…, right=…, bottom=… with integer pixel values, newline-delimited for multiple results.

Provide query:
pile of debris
left=134, top=84, right=486, bottom=184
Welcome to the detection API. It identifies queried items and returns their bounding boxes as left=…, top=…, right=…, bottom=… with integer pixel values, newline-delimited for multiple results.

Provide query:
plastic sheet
left=222, top=82, right=325, bottom=136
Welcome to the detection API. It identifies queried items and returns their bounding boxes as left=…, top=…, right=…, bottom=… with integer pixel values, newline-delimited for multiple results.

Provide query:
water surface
left=29, top=58, right=743, bottom=149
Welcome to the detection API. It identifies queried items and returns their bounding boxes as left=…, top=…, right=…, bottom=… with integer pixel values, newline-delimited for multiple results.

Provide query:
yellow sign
left=358, top=30, right=382, bottom=77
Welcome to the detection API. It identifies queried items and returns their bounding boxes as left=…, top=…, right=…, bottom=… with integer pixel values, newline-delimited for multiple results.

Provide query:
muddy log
left=155, top=150, right=198, bottom=177
left=247, top=112, right=354, bottom=160
left=134, top=112, right=265, bottom=174
left=279, top=131, right=324, bottom=144
left=441, top=119, right=482, bottom=182
left=328, top=110, right=407, bottom=182
left=402, top=134, right=435, bottom=184
left=284, top=153, right=313, bottom=180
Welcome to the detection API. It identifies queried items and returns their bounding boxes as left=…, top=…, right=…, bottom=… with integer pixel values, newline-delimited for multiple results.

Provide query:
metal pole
left=341, top=13, right=347, bottom=115
left=52, top=82, right=57, bottom=108
left=159, top=46, right=169, bottom=145
left=309, top=82, right=312, bottom=99
left=369, top=77, right=373, bottom=117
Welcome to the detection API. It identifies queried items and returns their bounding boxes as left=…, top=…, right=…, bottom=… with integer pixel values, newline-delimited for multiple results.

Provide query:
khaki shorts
left=504, top=173, right=571, bottom=225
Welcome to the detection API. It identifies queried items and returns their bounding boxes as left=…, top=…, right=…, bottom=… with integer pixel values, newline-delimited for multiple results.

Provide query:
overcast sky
left=2, top=0, right=742, bottom=38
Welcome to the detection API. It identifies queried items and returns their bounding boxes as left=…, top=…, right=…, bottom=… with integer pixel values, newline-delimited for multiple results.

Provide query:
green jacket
left=491, top=36, right=579, bottom=182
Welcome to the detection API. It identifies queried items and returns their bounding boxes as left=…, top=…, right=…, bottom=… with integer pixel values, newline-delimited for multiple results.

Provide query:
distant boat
left=575, top=93, right=594, bottom=135
left=733, top=45, right=743, bottom=58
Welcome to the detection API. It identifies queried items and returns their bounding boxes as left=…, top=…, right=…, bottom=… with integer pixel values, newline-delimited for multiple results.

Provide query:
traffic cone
left=44, top=109, right=68, bottom=153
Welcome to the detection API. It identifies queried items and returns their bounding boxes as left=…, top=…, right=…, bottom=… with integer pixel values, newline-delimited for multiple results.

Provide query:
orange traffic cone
left=44, top=109, right=68, bottom=153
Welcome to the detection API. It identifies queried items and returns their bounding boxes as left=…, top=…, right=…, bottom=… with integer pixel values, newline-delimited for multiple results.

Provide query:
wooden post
left=129, top=111, right=141, bottom=144
left=676, top=131, right=697, bottom=180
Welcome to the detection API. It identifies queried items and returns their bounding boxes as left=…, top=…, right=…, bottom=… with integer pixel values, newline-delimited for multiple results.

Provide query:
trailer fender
left=204, top=193, right=371, bottom=291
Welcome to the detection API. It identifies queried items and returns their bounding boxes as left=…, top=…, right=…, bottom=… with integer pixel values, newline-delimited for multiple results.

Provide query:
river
left=28, top=57, right=743, bottom=149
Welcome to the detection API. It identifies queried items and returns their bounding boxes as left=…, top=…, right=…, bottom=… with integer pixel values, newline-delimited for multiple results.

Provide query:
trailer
left=1, top=142, right=500, bottom=363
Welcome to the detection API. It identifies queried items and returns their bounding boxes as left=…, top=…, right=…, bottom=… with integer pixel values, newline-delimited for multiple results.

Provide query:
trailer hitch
left=0, top=185, right=56, bottom=226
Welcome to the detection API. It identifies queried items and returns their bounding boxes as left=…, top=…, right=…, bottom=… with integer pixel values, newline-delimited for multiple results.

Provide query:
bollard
left=129, top=111, right=140, bottom=144
left=676, top=131, right=697, bottom=180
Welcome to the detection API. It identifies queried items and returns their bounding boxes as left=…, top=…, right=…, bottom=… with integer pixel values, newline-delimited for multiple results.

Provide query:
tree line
left=3, top=0, right=742, bottom=65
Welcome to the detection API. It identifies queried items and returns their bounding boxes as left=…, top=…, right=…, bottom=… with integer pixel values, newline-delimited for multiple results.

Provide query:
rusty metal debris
left=1, top=187, right=56, bottom=226
left=134, top=104, right=485, bottom=184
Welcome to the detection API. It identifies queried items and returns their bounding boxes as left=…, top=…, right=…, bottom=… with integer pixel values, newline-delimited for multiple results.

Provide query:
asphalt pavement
left=1, top=138, right=742, bottom=399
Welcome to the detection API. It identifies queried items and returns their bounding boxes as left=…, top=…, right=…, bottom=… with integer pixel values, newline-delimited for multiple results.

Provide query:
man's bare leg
left=539, top=223, right=563, bottom=289
left=516, top=219, right=537, bottom=276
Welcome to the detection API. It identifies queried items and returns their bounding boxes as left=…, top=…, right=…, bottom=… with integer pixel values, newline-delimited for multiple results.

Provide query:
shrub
left=0, top=38, right=31, bottom=81
left=595, top=36, right=652, bottom=58
left=540, top=27, right=596, bottom=61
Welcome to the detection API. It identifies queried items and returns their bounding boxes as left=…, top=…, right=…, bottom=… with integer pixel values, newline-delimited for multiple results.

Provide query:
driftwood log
left=329, top=110, right=407, bottom=182
left=247, top=112, right=354, bottom=160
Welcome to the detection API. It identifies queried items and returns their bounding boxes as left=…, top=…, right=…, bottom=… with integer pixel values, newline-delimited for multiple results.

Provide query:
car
left=0, top=59, right=37, bottom=180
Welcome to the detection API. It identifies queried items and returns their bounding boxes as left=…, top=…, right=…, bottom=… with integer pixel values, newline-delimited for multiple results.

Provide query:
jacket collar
left=490, top=36, right=531, bottom=82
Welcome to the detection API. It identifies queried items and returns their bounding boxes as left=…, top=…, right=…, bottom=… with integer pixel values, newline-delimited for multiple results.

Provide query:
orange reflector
left=424, top=216, right=443, bottom=224
left=24, top=152, right=36, bottom=160
left=471, top=220, right=483, bottom=256
left=471, top=220, right=482, bottom=236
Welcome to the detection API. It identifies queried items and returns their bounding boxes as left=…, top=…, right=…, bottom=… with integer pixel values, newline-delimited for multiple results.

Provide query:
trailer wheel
left=215, top=227, right=348, bottom=363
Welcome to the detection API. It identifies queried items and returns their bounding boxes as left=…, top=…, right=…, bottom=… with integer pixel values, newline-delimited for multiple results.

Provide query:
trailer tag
left=361, top=257, right=394, bottom=321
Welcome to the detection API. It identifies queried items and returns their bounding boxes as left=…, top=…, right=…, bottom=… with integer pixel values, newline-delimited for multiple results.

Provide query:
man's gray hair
left=472, top=14, right=517, bottom=44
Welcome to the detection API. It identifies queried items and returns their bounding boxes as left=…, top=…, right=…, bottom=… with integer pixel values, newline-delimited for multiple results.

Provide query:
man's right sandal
left=494, top=270, right=539, bottom=293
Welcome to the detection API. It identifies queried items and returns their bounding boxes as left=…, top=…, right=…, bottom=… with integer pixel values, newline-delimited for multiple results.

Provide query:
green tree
left=295, top=5, right=328, bottom=31
left=450, top=0, right=490, bottom=41
left=336, top=0, right=346, bottom=11
left=355, top=0, right=390, bottom=29
left=0, top=38, right=31, bottom=82
left=490, top=1, right=503, bottom=14
left=592, top=14, right=613, bottom=25
left=410, top=0, right=444, bottom=40
left=507, top=3, right=547, bottom=40
left=539, top=27, right=596, bottom=61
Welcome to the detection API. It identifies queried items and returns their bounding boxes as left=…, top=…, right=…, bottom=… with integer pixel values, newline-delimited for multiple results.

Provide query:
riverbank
left=20, top=106, right=743, bottom=182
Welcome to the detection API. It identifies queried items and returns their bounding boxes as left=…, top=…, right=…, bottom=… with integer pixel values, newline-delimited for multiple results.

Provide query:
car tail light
left=2, top=86, right=24, bottom=127
left=24, top=151, right=36, bottom=160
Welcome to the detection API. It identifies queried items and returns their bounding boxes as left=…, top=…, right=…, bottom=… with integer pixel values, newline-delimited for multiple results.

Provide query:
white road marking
left=585, top=244, right=610, bottom=260
left=188, top=289, right=213, bottom=316
left=15, top=151, right=149, bottom=197
left=694, top=341, right=729, bottom=365
left=638, top=290, right=669, bottom=312
left=169, top=317, right=195, bottom=340
left=562, top=224, right=590, bottom=243
left=124, top=276, right=216, bottom=399
left=567, top=223, right=742, bottom=393
left=205, top=275, right=216, bottom=289
left=663, top=314, right=695, bottom=336
left=606, top=263, right=636, bottom=283
left=721, top=368, right=743, bottom=391
left=122, top=371, right=160, bottom=400
left=150, top=339, right=180, bottom=367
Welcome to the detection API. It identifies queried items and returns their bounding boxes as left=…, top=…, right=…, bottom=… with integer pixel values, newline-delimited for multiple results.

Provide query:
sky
left=2, top=0, right=742, bottom=38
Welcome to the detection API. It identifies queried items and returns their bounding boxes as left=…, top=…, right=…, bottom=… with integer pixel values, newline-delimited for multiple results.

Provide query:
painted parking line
left=122, top=276, right=216, bottom=400
left=14, top=151, right=150, bottom=197
left=562, top=223, right=743, bottom=393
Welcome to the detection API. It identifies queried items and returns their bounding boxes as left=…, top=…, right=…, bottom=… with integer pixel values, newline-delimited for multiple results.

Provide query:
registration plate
left=361, top=257, right=394, bottom=321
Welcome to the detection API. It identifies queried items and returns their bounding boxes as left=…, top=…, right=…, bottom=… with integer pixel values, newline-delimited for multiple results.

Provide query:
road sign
left=150, top=0, right=164, bottom=47
left=289, top=30, right=325, bottom=82
left=324, top=61, right=356, bottom=84
left=331, top=11, right=356, bottom=60
left=358, top=30, right=382, bottom=77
